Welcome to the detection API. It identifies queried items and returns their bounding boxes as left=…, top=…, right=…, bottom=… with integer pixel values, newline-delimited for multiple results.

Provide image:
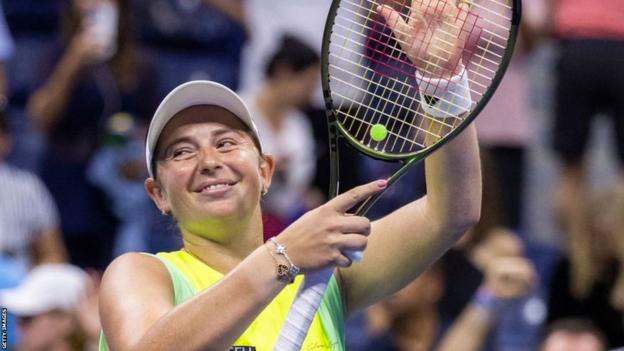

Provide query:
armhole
left=318, top=274, right=345, bottom=350
left=140, top=253, right=196, bottom=305
left=98, top=253, right=197, bottom=351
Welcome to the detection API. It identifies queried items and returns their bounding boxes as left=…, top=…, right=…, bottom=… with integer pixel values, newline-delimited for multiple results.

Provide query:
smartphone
left=83, top=1, right=119, bottom=60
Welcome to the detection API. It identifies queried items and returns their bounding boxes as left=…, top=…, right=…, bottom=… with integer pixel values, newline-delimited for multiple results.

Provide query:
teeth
left=203, top=183, right=230, bottom=191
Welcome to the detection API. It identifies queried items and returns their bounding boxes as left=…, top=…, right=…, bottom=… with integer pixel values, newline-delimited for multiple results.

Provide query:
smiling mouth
left=197, top=182, right=236, bottom=194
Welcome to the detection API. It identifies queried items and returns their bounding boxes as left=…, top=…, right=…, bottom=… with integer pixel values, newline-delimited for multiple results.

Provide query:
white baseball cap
left=145, top=80, right=262, bottom=177
left=0, top=264, right=88, bottom=316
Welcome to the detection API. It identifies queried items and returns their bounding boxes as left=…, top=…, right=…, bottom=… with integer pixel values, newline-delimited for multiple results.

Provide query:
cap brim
left=0, top=290, right=50, bottom=316
left=145, top=80, right=262, bottom=177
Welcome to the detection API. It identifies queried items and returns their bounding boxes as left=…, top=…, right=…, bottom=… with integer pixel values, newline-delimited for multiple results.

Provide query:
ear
left=259, top=154, right=275, bottom=194
left=145, top=177, right=171, bottom=214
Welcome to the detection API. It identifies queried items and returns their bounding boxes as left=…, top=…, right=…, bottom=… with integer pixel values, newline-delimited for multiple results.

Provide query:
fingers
left=456, top=0, right=472, bottom=11
left=338, top=215, right=372, bottom=236
left=487, top=257, right=537, bottom=298
left=377, top=5, right=410, bottom=43
left=342, top=249, right=363, bottom=263
left=330, top=179, right=387, bottom=213
left=335, top=234, right=369, bottom=267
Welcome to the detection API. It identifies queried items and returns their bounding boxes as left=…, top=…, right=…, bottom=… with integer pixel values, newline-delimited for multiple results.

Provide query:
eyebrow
left=160, top=127, right=246, bottom=158
left=211, top=127, right=244, bottom=139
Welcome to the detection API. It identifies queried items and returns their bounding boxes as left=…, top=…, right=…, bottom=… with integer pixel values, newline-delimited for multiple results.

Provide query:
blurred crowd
left=0, top=0, right=623, bottom=350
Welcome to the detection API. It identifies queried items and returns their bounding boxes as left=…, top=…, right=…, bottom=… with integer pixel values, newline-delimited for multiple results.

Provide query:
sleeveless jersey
left=99, top=250, right=345, bottom=350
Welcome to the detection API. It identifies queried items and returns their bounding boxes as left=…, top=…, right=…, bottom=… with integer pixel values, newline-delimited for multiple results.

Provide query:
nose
left=198, top=146, right=223, bottom=174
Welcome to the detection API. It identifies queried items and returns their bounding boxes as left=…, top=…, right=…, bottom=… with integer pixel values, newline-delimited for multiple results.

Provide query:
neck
left=256, top=83, right=290, bottom=131
left=181, top=207, right=265, bottom=273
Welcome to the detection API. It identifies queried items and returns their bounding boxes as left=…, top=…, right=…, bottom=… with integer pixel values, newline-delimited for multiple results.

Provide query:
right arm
left=99, top=249, right=288, bottom=351
left=100, top=181, right=384, bottom=350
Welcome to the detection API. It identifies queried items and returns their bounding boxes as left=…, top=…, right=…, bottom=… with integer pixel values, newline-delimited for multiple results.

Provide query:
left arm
left=337, top=1, right=482, bottom=313
left=340, top=123, right=481, bottom=313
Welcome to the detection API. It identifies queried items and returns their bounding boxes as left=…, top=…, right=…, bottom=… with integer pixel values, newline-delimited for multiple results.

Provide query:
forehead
left=157, top=105, right=248, bottom=144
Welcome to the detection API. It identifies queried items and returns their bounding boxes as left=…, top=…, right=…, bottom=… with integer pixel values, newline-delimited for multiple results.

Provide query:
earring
left=262, top=188, right=269, bottom=197
left=161, top=209, right=169, bottom=216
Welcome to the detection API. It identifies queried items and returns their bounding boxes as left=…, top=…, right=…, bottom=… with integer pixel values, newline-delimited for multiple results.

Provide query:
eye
left=171, top=147, right=195, bottom=159
left=217, top=138, right=237, bottom=150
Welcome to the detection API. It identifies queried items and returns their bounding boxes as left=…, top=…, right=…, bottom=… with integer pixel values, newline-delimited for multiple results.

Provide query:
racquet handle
left=273, top=268, right=333, bottom=350
left=343, top=249, right=363, bottom=262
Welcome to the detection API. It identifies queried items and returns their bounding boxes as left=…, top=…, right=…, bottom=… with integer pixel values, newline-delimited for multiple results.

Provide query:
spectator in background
left=362, top=255, right=535, bottom=351
left=239, top=0, right=329, bottom=98
left=87, top=114, right=180, bottom=256
left=540, top=319, right=607, bottom=351
left=473, top=0, right=543, bottom=230
left=240, top=35, right=320, bottom=235
left=0, top=110, right=66, bottom=271
left=546, top=185, right=624, bottom=348
left=0, top=263, right=99, bottom=351
left=26, top=0, right=158, bottom=270
left=364, top=264, right=444, bottom=351
left=132, top=0, right=246, bottom=96
left=438, top=151, right=545, bottom=350
left=1, top=106, right=67, bottom=351
left=437, top=256, right=536, bottom=351
left=0, top=1, right=14, bottom=104
left=1, top=0, right=61, bottom=173
left=548, top=0, right=624, bottom=308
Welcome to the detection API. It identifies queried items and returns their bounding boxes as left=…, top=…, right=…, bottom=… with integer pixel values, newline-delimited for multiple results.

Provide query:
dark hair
left=265, top=35, right=320, bottom=78
left=540, top=318, right=607, bottom=350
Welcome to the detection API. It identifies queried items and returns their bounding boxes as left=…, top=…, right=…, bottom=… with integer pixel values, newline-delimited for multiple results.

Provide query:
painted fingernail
left=377, top=179, right=388, bottom=188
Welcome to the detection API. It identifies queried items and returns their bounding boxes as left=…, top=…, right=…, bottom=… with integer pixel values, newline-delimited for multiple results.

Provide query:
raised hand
left=377, top=0, right=473, bottom=78
left=484, top=256, right=536, bottom=300
left=274, top=180, right=387, bottom=273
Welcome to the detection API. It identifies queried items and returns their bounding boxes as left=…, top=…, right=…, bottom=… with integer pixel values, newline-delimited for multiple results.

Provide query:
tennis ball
left=370, top=124, right=388, bottom=142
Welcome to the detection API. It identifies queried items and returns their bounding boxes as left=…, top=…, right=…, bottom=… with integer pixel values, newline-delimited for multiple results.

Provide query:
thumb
left=330, top=179, right=387, bottom=213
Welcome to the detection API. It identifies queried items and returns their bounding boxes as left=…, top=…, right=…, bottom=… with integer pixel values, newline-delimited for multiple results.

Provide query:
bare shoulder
left=99, top=253, right=174, bottom=349
left=100, top=252, right=171, bottom=288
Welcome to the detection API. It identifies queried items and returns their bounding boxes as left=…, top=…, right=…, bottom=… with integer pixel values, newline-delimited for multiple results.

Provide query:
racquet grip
left=343, top=249, right=363, bottom=262
left=273, top=268, right=333, bottom=350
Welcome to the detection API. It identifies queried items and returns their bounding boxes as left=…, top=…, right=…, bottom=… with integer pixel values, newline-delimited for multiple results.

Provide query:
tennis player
left=98, top=9, right=482, bottom=351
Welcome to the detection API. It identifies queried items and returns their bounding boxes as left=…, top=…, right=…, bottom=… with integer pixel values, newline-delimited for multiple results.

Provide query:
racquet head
left=322, top=0, right=520, bottom=161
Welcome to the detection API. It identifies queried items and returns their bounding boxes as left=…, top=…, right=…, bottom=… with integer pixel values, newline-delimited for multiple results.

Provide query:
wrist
left=415, top=64, right=472, bottom=118
left=264, top=238, right=300, bottom=284
left=471, top=286, right=502, bottom=313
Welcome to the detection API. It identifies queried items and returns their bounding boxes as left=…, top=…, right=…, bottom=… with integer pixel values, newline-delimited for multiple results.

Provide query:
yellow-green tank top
left=99, top=250, right=345, bottom=350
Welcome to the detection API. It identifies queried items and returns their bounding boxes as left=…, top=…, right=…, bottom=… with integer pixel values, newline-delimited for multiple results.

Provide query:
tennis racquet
left=274, top=0, right=520, bottom=349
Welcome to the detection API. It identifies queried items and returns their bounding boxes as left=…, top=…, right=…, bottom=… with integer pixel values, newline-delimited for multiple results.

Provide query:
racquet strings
left=327, top=0, right=513, bottom=155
